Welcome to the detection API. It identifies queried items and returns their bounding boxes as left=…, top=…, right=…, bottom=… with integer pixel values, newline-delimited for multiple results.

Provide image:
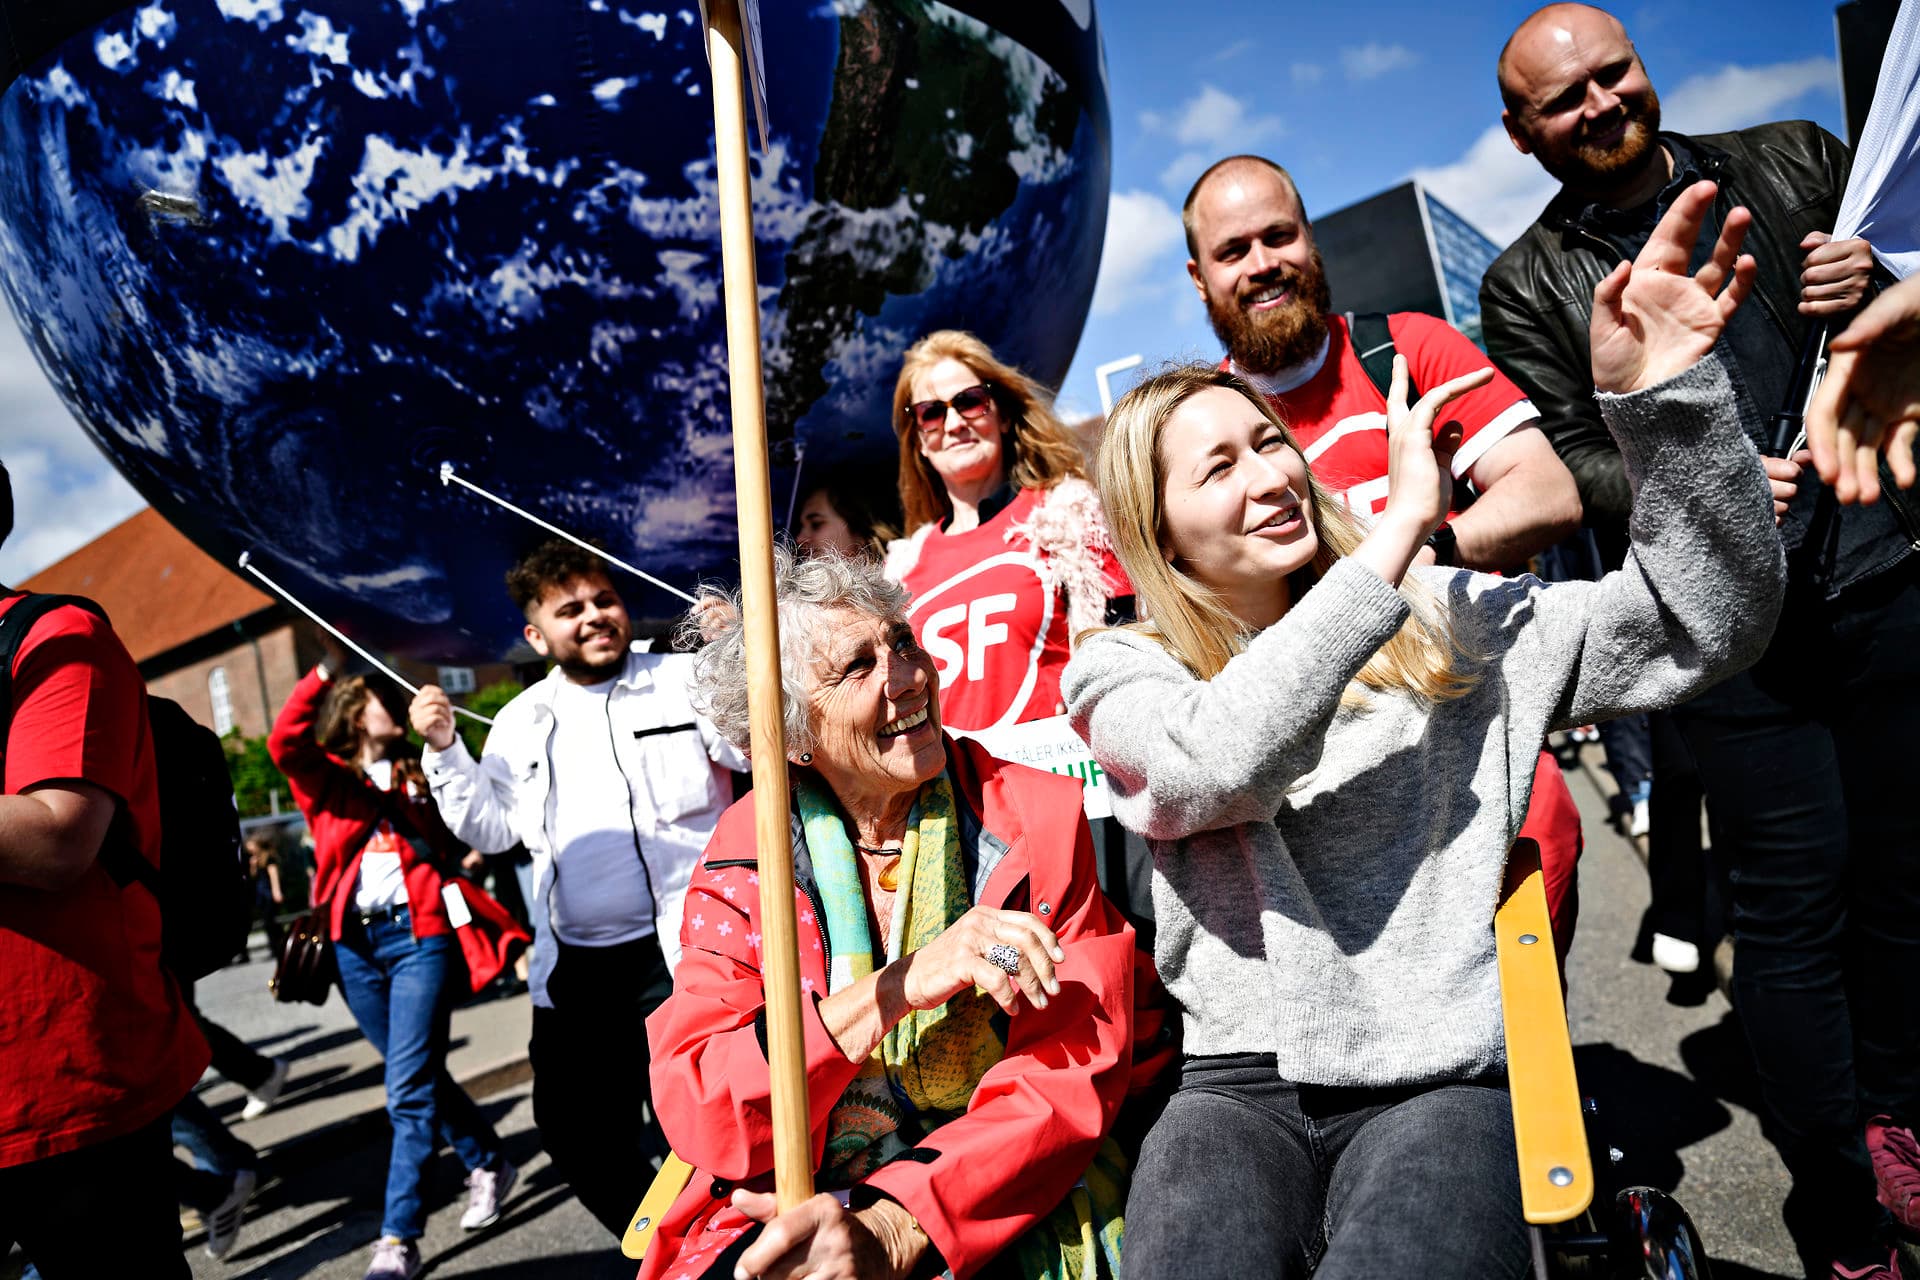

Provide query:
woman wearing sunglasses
left=885, top=331, right=1131, bottom=734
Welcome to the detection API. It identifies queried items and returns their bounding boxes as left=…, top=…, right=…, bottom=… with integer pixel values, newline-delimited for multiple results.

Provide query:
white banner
left=954, top=715, right=1113, bottom=820
left=1835, top=0, right=1920, bottom=279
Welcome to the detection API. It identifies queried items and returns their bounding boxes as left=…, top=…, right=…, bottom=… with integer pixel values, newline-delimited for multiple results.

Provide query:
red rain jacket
left=269, top=667, right=526, bottom=989
left=641, top=736, right=1137, bottom=1280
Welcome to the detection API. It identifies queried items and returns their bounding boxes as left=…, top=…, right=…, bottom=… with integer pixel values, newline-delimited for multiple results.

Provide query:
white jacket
left=421, top=650, right=746, bottom=1006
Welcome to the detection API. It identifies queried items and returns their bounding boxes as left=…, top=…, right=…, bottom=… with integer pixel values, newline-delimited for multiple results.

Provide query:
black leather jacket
left=1481, top=120, right=1920, bottom=596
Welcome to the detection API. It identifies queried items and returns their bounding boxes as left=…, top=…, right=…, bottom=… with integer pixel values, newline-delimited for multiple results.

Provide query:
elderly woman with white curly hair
left=637, top=549, right=1146, bottom=1280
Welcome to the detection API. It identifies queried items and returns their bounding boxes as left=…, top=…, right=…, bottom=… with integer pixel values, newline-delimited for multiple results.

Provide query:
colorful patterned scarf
left=798, top=773, right=1125, bottom=1279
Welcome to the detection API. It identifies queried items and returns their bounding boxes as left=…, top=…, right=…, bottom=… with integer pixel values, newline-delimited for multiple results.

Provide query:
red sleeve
left=1389, top=312, right=1539, bottom=474
left=863, top=818, right=1135, bottom=1278
left=4, top=605, right=142, bottom=805
left=268, top=667, right=352, bottom=814
left=645, top=815, right=868, bottom=1180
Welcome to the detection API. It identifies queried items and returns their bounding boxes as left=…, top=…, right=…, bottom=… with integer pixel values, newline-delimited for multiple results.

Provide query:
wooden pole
left=704, top=0, right=814, bottom=1213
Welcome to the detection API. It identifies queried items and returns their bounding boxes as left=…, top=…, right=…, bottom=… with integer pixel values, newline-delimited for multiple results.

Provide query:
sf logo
left=903, top=553, right=1053, bottom=731
left=920, top=593, right=1018, bottom=687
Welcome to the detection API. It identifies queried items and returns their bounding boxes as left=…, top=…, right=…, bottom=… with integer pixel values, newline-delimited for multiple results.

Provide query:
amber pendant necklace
left=856, top=843, right=904, bottom=892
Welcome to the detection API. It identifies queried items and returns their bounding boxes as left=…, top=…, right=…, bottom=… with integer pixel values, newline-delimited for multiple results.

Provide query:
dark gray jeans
left=1125, top=1054, right=1528, bottom=1279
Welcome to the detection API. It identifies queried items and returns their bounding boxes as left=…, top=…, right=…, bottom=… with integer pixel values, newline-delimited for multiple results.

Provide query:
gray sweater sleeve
left=1447, top=351, right=1786, bottom=732
left=1064, top=557, right=1411, bottom=840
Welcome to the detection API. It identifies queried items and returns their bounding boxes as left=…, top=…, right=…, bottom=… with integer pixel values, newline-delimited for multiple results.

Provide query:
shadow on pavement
left=1573, top=1041, right=1734, bottom=1191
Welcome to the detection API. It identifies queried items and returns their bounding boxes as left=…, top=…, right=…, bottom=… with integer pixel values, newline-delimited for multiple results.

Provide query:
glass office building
left=1312, top=181, right=1504, bottom=350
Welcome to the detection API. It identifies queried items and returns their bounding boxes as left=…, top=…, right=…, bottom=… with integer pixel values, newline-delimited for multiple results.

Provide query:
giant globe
left=0, top=0, right=1110, bottom=659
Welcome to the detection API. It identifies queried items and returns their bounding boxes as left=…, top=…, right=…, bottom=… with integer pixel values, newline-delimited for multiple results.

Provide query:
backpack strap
left=0, top=592, right=108, bottom=745
left=1346, top=311, right=1416, bottom=406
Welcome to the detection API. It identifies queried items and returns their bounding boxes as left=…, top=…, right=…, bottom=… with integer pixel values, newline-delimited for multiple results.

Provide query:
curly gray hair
left=680, top=545, right=913, bottom=757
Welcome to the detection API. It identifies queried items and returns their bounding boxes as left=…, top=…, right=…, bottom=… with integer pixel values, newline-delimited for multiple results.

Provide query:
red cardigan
left=268, top=667, right=525, bottom=988
left=640, top=737, right=1137, bottom=1280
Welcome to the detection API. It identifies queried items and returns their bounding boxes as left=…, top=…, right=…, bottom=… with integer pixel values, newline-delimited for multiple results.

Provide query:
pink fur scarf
left=882, top=478, right=1120, bottom=641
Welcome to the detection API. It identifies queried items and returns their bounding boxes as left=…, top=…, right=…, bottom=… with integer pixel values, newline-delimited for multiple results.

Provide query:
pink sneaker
left=1869, top=1114, right=1920, bottom=1232
left=1831, top=1250, right=1901, bottom=1280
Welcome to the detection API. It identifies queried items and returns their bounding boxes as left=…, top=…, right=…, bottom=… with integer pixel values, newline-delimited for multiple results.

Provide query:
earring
left=799, top=752, right=812, bottom=765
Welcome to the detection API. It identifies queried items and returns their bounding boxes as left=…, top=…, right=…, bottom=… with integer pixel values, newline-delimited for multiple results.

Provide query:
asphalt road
left=181, top=1086, right=635, bottom=1280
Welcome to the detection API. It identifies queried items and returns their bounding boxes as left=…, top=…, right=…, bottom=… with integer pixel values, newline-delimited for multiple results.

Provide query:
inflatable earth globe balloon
left=0, top=0, right=1109, bottom=659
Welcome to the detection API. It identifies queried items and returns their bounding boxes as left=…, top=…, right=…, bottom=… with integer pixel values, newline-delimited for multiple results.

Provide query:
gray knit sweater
left=1063, top=354, right=1784, bottom=1087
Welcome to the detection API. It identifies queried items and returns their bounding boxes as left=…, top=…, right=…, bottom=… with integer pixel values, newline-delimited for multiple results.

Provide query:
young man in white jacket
left=409, top=539, right=745, bottom=1240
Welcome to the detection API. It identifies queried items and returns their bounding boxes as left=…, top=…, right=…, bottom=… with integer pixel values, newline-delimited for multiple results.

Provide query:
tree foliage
left=224, top=731, right=290, bottom=818
left=457, top=679, right=526, bottom=757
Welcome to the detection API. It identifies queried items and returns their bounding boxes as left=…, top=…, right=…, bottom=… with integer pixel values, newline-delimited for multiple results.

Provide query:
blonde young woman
left=1063, top=185, right=1784, bottom=1277
left=885, top=331, right=1131, bottom=733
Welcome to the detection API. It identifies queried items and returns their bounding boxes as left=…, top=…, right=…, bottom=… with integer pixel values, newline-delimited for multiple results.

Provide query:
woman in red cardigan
left=269, top=637, right=525, bottom=1280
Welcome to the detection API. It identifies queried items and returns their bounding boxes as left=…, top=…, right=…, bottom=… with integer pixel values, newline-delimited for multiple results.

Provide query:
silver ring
left=985, top=943, right=1021, bottom=975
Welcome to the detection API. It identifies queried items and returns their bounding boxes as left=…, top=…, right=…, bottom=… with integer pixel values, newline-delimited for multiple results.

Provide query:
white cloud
left=1341, top=42, right=1419, bottom=81
left=1412, top=55, right=1840, bottom=248
left=1661, top=57, right=1838, bottom=135
left=1210, top=39, right=1253, bottom=65
left=1291, top=62, right=1324, bottom=88
left=1090, top=189, right=1186, bottom=317
left=1410, top=125, right=1559, bottom=247
left=0, top=309, right=145, bottom=583
left=1140, top=83, right=1284, bottom=150
left=1157, top=150, right=1208, bottom=195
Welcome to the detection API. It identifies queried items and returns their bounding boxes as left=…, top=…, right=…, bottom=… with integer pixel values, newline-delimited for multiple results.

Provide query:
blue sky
left=0, top=0, right=1849, bottom=582
left=1054, top=0, right=1849, bottom=418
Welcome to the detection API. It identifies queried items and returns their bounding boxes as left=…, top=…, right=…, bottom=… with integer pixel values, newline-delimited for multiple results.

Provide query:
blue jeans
left=173, top=1088, right=256, bottom=1212
left=335, top=909, right=505, bottom=1241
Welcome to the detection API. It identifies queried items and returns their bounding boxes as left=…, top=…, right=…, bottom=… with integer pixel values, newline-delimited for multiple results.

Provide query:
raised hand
left=1381, top=356, right=1492, bottom=540
left=1590, top=181, right=1756, bottom=395
left=316, top=628, right=351, bottom=676
left=1806, top=272, right=1920, bottom=505
left=409, top=684, right=458, bottom=752
left=690, top=592, right=739, bottom=645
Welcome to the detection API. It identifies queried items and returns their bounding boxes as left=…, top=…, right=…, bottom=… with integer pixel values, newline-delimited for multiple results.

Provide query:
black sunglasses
left=907, top=383, right=996, bottom=432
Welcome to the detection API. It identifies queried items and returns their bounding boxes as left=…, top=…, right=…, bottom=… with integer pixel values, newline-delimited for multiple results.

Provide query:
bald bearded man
left=1482, top=9, right=1920, bottom=1278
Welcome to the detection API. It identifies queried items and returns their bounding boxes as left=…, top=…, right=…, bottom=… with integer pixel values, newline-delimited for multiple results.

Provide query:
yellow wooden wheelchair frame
left=1496, top=838, right=1594, bottom=1227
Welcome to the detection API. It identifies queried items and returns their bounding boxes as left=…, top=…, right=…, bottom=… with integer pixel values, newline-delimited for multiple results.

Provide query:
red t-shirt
left=897, top=488, right=1131, bottom=733
left=0, top=596, right=208, bottom=1166
left=1254, top=313, right=1537, bottom=517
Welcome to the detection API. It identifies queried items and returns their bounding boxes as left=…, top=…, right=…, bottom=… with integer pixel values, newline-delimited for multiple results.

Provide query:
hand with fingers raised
left=1355, top=357, right=1494, bottom=587
left=1806, top=272, right=1920, bottom=506
left=1381, top=356, right=1494, bottom=541
left=1590, top=180, right=1756, bottom=396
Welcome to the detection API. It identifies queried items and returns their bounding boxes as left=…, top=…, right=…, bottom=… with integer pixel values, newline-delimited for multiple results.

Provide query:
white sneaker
left=204, top=1167, right=257, bottom=1259
left=240, top=1058, right=289, bottom=1121
left=459, top=1160, right=517, bottom=1231
left=364, top=1236, right=421, bottom=1280
left=1629, top=798, right=1651, bottom=838
left=1651, top=932, right=1701, bottom=975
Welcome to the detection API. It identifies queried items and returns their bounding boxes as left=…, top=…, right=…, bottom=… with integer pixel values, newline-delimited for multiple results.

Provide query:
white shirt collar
left=1229, top=330, right=1332, bottom=397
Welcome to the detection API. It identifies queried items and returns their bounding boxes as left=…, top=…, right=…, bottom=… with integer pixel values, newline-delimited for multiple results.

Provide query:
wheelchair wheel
left=1607, top=1187, right=1713, bottom=1279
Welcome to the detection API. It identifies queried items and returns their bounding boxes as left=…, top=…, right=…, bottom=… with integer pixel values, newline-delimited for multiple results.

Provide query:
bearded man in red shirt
left=1182, top=155, right=1587, bottom=947
left=0, top=461, right=208, bottom=1277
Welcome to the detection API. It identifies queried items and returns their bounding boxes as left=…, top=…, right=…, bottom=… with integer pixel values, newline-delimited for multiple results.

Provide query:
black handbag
left=270, top=907, right=336, bottom=1006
